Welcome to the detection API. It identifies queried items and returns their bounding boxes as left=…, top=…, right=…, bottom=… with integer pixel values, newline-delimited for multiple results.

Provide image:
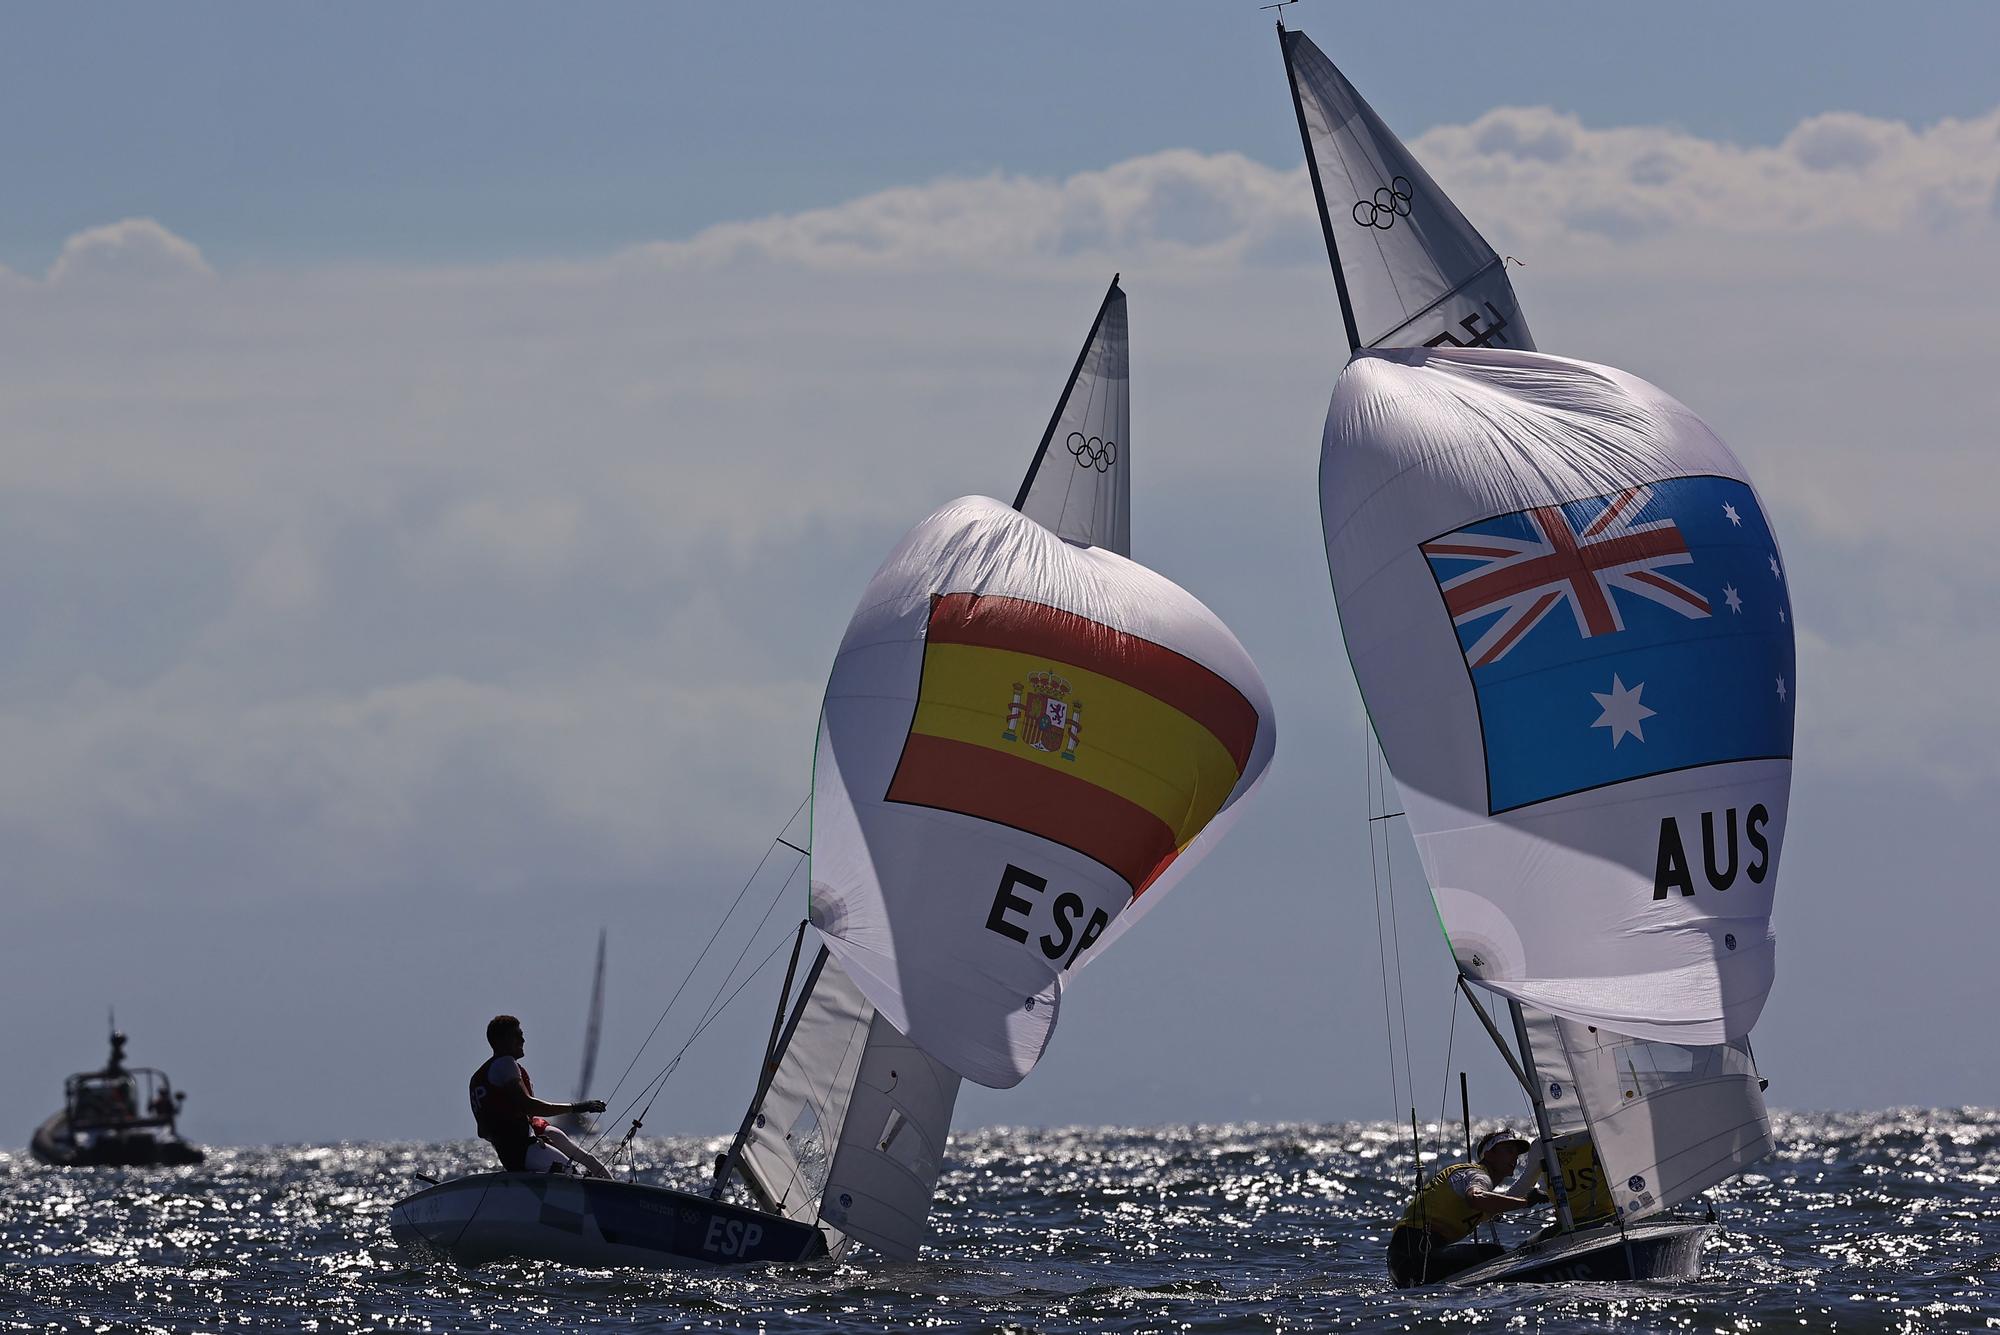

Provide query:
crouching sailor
left=471, top=1014, right=611, bottom=1178
left=1386, top=1128, right=1546, bottom=1286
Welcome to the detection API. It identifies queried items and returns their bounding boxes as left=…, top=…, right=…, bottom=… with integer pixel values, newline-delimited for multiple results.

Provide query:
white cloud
left=3, top=103, right=1996, bottom=909
left=606, top=106, right=2000, bottom=275
left=44, top=216, right=216, bottom=285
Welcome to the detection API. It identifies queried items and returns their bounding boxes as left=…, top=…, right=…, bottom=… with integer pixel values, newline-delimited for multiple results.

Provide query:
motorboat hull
left=30, top=1112, right=206, bottom=1168
left=389, top=1173, right=827, bottom=1270
left=1450, top=1217, right=1712, bottom=1285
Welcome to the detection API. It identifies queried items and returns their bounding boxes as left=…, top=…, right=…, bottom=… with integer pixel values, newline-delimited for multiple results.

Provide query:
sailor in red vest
left=470, top=1014, right=612, bottom=1177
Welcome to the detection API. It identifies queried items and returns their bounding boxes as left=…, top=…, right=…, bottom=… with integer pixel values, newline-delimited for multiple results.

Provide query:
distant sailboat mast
left=557, top=928, right=608, bottom=1136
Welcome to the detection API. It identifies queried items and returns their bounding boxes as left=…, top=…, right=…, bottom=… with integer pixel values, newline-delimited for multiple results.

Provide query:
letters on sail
left=811, top=496, right=1274, bottom=1088
left=1322, top=348, right=1794, bottom=1045
left=1280, top=28, right=1532, bottom=353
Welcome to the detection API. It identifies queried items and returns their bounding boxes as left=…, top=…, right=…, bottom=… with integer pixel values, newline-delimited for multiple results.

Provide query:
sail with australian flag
left=1322, top=347, right=1794, bottom=1045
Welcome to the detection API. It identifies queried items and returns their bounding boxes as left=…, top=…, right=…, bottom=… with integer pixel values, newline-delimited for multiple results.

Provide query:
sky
left=2, top=2, right=1998, bottom=1150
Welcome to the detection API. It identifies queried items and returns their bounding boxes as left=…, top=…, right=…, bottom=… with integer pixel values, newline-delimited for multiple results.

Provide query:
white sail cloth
left=737, top=950, right=961, bottom=1261
left=1522, top=1009, right=1771, bottom=1221
left=812, top=496, right=1274, bottom=1088
left=1323, top=348, right=1794, bottom=1043
left=1017, top=283, right=1130, bottom=554
left=1282, top=29, right=1531, bottom=353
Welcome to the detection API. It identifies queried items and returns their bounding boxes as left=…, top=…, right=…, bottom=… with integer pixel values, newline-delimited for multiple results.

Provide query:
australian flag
left=1421, top=475, right=1796, bottom=814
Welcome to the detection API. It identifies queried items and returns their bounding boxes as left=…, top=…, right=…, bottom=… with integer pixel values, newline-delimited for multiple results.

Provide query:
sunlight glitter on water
left=2, top=1111, right=1995, bottom=1333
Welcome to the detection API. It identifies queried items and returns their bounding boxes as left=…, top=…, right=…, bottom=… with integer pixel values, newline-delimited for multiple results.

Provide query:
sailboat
left=553, top=928, right=608, bottom=1138
left=1277, top=18, right=1788, bottom=1284
left=390, top=277, right=1275, bottom=1268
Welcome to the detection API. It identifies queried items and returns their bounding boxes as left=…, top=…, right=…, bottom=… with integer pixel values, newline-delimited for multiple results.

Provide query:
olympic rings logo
left=1067, top=431, right=1117, bottom=471
left=1353, top=176, right=1414, bottom=230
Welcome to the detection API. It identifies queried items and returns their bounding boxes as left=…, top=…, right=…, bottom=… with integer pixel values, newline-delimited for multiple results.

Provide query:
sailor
left=470, top=1015, right=612, bottom=1178
left=1386, top=1128, right=1546, bottom=1287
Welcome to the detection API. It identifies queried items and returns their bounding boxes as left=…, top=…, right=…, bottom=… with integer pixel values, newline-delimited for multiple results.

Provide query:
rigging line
left=597, top=855, right=805, bottom=1149
left=683, top=855, right=803, bottom=1043
left=1435, top=984, right=1461, bottom=1161
left=1379, top=729, right=1418, bottom=1129
left=595, top=796, right=809, bottom=1115
left=1364, top=721, right=1402, bottom=1125
left=593, top=923, right=802, bottom=1158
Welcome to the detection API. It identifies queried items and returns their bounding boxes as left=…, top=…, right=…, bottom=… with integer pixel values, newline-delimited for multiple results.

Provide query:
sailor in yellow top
left=1386, top=1129, right=1549, bottom=1287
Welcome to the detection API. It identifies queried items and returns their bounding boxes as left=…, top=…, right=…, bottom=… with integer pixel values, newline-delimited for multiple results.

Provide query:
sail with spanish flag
left=808, top=286, right=1275, bottom=1089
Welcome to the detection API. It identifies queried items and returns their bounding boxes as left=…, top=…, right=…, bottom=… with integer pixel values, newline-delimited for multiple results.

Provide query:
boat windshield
left=66, top=1067, right=178, bottom=1131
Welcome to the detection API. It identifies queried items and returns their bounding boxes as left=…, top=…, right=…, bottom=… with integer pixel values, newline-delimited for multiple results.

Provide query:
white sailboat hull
left=389, top=1173, right=828, bottom=1270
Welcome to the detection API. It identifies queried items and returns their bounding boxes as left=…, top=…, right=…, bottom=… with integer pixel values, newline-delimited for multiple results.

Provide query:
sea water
left=3, top=1110, right=1993, bottom=1332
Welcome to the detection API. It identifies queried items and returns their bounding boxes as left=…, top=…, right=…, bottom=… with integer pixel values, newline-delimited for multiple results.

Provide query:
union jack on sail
left=1422, top=485, right=1711, bottom=669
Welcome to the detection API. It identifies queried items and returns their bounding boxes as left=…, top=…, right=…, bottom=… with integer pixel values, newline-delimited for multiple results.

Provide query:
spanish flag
left=886, top=592, right=1260, bottom=895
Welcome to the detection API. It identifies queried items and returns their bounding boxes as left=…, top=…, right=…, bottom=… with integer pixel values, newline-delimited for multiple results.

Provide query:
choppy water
left=3, top=1111, right=1995, bottom=1332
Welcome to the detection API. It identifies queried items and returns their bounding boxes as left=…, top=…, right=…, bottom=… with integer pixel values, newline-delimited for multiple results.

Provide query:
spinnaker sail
left=811, top=496, right=1274, bottom=1088
left=1278, top=26, right=1531, bottom=354
left=1322, top=346, right=1794, bottom=1045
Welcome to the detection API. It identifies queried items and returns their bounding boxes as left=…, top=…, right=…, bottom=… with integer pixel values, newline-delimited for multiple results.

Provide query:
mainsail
left=1014, top=276, right=1130, bottom=554
left=1278, top=26, right=1531, bottom=354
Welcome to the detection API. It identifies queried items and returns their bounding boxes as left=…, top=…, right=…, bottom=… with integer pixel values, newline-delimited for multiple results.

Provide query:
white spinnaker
left=1537, top=1015, right=1772, bottom=1221
left=1016, top=280, right=1130, bottom=555
left=812, top=496, right=1274, bottom=1088
left=736, top=950, right=962, bottom=1260
left=1281, top=28, right=1532, bottom=354
left=1323, top=348, right=1794, bottom=1043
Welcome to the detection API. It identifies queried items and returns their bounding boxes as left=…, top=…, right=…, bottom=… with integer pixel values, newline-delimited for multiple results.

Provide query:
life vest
left=469, top=1057, right=537, bottom=1171
left=1396, top=1160, right=1488, bottom=1244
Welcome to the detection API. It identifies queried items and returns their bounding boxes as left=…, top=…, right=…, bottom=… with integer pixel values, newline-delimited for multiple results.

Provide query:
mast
left=1505, top=998, right=1577, bottom=1233
left=1012, top=273, right=1121, bottom=510
left=712, top=925, right=821, bottom=1201
left=572, top=927, right=607, bottom=1106
left=1275, top=20, right=1362, bottom=354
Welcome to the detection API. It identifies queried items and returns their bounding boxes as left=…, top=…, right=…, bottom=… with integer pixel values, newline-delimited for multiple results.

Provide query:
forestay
left=1280, top=28, right=1531, bottom=354
left=812, top=496, right=1274, bottom=1088
left=1523, top=1010, right=1772, bottom=1221
left=737, top=950, right=961, bottom=1260
left=1322, top=348, right=1794, bottom=1043
left=1015, top=279, right=1130, bottom=554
